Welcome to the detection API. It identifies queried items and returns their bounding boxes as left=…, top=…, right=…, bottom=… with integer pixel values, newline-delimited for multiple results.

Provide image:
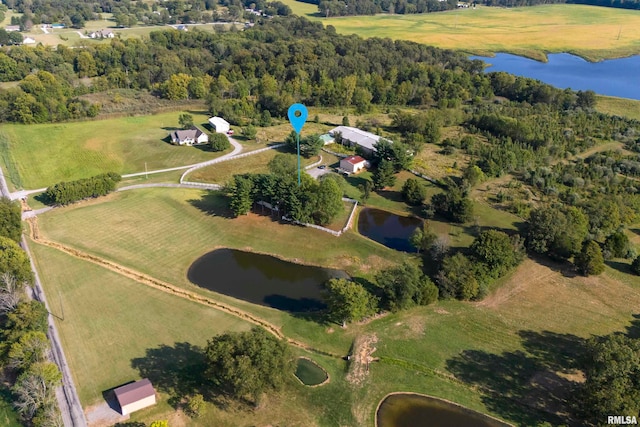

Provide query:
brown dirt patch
left=346, top=334, right=378, bottom=386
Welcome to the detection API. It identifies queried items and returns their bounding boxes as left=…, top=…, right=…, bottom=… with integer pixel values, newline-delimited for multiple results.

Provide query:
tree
left=0, top=236, right=33, bottom=285
left=437, top=253, right=479, bottom=300
left=242, top=124, right=257, bottom=139
left=342, top=116, right=349, bottom=126
left=527, top=206, right=588, bottom=259
left=0, top=273, right=24, bottom=314
left=185, top=394, right=205, bottom=418
left=7, top=331, right=49, bottom=370
left=322, top=278, right=378, bottom=326
left=603, top=230, right=630, bottom=259
left=229, top=175, right=254, bottom=216
left=311, top=178, right=343, bottom=225
left=358, top=180, right=372, bottom=203
left=162, top=73, right=192, bottom=100
left=12, top=362, right=62, bottom=420
left=470, top=230, right=523, bottom=279
left=375, top=262, right=437, bottom=311
left=575, top=240, right=605, bottom=276
left=632, top=256, right=640, bottom=275
left=149, top=421, right=169, bottom=427
left=205, top=327, right=293, bottom=404
left=409, top=221, right=437, bottom=254
left=581, top=334, right=640, bottom=421
left=0, top=197, right=22, bottom=242
left=430, top=187, right=474, bottom=223
left=401, top=178, right=426, bottom=205
left=462, top=165, right=485, bottom=188
left=210, top=133, right=230, bottom=151
left=372, top=159, right=396, bottom=190
left=2, top=301, right=49, bottom=344
left=178, top=113, right=194, bottom=129
left=268, top=154, right=297, bottom=180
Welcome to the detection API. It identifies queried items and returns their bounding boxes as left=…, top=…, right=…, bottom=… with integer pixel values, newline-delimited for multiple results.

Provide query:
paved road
left=179, top=135, right=243, bottom=183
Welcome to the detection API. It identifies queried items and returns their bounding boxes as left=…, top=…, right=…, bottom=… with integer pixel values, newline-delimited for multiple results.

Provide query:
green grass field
left=0, top=111, right=227, bottom=189
left=283, top=4, right=640, bottom=61
left=0, top=387, right=21, bottom=427
left=31, top=185, right=640, bottom=425
left=596, top=95, right=640, bottom=121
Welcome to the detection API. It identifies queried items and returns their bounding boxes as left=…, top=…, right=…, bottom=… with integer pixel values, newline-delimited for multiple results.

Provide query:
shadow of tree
left=34, top=191, right=53, bottom=206
left=187, top=192, right=234, bottom=218
left=625, top=313, right=640, bottom=339
left=605, top=259, right=632, bottom=275
left=445, top=330, right=588, bottom=426
left=131, top=342, right=220, bottom=408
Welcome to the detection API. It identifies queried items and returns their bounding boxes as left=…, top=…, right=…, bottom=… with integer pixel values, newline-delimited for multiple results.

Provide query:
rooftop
left=329, top=126, right=382, bottom=152
left=343, top=155, right=366, bottom=165
left=114, top=379, right=155, bottom=407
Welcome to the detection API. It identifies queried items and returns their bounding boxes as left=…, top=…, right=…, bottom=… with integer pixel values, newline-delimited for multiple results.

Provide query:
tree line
left=0, top=198, right=63, bottom=426
left=44, top=172, right=121, bottom=205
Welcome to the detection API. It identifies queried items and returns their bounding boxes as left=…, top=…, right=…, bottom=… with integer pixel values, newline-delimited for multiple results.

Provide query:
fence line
left=305, top=155, right=323, bottom=170
left=322, top=147, right=350, bottom=158
left=409, top=169, right=439, bottom=185
left=281, top=198, right=358, bottom=237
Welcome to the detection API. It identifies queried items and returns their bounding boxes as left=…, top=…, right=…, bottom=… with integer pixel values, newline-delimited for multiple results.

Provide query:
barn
left=340, top=155, right=368, bottom=174
left=208, top=116, right=230, bottom=134
left=114, top=378, right=156, bottom=416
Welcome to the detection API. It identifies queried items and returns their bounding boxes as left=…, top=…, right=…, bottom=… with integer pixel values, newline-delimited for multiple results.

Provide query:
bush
left=401, top=178, right=427, bottom=206
left=575, top=240, right=605, bottom=276
left=631, top=256, right=640, bottom=275
left=210, top=133, right=231, bottom=152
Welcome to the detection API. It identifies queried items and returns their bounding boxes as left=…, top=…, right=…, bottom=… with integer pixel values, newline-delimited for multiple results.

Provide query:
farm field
left=596, top=95, right=640, bottom=121
left=30, top=184, right=640, bottom=425
left=0, top=111, right=226, bottom=190
left=282, top=4, right=640, bottom=61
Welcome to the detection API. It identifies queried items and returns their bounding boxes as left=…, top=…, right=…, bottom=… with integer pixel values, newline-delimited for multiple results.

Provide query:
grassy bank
left=0, top=110, right=224, bottom=189
left=596, top=95, right=640, bottom=121
left=285, top=4, right=640, bottom=61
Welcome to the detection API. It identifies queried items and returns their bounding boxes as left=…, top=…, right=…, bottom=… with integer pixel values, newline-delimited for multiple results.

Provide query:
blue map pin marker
left=287, top=103, right=308, bottom=134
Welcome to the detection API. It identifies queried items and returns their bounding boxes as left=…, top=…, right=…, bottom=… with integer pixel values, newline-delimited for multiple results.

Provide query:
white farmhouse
left=208, top=116, right=230, bottom=134
left=170, top=126, right=209, bottom=146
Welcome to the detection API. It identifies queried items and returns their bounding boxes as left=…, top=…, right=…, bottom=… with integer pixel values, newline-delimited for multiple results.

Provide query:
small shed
left=340, top=155, right=368, bottom=174
left=114, top=378, right=156, bottom=416
left=22, top=37, right=36, bottom=44
left=208, top=116, right=230, bottom=134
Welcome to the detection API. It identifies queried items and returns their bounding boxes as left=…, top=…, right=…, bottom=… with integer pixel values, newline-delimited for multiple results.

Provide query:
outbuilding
left=329, top=126, right=383, bottom=156
left=340, top=155, right=368, bottom=174
left=208, top=116, right=230, bottom=133
left=114, top=378, right=156, bottom=416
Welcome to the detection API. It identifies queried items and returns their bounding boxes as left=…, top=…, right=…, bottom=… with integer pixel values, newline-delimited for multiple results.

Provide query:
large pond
left=358, top=208, right=422, bottom=252
left=471, top=53, right=640, bottom=100
left=187, top=249, right=347, bottom=312
left=377, top=393, right=511, bottom=427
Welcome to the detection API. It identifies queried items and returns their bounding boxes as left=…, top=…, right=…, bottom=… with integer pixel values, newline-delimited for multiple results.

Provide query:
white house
left=22, top=37, right=36, bottom=44
left=170, top=126, right=208, bottom=146
left=340, top=155, right=368, bottom=174
left=329, top=126, right=383, bottom=156
left=90, top=29, right=115, bottom=38
left=208, top=116, right=230, bottom=134
left=114, top=379, right=156, bottom=416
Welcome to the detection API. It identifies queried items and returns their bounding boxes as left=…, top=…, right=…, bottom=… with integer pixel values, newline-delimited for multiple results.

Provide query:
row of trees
left=0, top=213, right=62, bottom=426
left=228, top=154, right=344, bottom=225
left=44, top=172, right=121, bottom=205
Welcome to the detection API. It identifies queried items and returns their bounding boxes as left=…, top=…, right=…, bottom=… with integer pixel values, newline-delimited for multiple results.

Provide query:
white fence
left=409, top=169, right=439, bottom=185
left=282, top=197, right=358, bottom=237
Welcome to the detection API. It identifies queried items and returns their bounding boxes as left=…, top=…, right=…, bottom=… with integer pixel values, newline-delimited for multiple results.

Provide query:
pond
left=471, top=53, right=640, bottom=100
left=187, top=249, right=347, bottom=312
left=377, top=393, right=511, bottom=427
left=294, top=358, right=328, bottom=386
left=358, top=208, right=422, bottom=252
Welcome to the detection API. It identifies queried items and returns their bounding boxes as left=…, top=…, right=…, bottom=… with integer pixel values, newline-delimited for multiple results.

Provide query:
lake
left=187, top=248, right=347, bottom=312
left=377, top=393, right=511, bottom=427
left=358, top=208, right=422, bottom=252
left=471, top=53, right=640, bottom=100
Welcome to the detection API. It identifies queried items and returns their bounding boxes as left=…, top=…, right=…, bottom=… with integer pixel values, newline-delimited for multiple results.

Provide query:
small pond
left=358, top=208, right=422, bottom=252
left=471, top=53, right=640, bottom=100
left=377, top=393, right=511, bottom=427
left=187, top=249, right=347, bottom=312
left=294, top=358, right=328, bottom=386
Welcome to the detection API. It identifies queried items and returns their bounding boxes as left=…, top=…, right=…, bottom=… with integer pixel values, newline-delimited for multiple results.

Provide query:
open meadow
left=29, top=183, right=640, bottom=425
left=0, top=110, right=227, bottom=190
left=282, top=4, right=640, bottom=61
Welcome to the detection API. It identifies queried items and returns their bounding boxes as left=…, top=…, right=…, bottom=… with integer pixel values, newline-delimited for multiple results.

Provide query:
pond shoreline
left=375, top=392, right=514, bottom=427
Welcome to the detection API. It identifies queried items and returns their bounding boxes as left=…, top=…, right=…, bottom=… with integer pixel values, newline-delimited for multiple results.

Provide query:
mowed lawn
left=292, top=4, right=640, bottom=61
left=0, top=111, right=222, bottom=189
left=35, top=187, right=405, bottom=351
left=29, top=242, right=252, bottom=407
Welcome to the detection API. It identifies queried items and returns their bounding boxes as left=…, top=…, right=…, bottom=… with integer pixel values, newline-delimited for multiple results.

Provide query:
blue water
left=471, top=53, right=640, bottom=100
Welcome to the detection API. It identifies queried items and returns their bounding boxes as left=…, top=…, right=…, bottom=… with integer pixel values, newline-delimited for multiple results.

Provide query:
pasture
left=30, top=184, right=640, bottom=425
left=0, top=111, right=225, bottom=189
left=283, top=4, right=640, bottom=61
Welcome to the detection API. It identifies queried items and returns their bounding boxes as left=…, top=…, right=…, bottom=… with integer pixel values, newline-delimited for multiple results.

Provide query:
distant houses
left=114, top=378, right=156, bottom=416
left=4, top=25, right=20, bottom=32
left=340, top=155, right=368, bottom=174
left=208, top=116, right=230, bottom=134
left=22, top=37, right=36, bottom=44
left=328, top=126, right=382, bottom=156
left=89, top=29, right=115, bottom=39
left=170, top=126, right=208, bottom=146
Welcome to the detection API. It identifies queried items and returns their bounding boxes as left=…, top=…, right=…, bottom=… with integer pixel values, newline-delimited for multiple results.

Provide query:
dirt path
left=346, top=334, right=378, bottom=386
left=26, top=217, right=342, bottom=359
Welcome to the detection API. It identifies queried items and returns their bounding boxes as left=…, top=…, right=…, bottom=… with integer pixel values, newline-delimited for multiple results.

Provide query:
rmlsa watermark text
left=608, top=416, right=638, bottom=425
